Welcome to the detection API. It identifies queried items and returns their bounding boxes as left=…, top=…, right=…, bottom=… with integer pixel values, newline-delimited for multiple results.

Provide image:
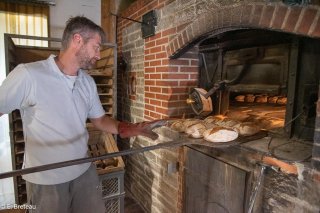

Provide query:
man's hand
left=118, top=120, right=168, bottom=140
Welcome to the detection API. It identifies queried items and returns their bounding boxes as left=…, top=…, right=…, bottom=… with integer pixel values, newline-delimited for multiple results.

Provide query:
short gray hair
left=61, top=16, right=106, bottom=50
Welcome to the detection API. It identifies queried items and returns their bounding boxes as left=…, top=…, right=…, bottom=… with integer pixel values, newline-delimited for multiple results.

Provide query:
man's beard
left=76, top=45, right=96, bottom=70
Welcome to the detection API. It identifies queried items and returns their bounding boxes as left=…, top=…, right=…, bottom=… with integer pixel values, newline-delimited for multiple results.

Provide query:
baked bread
left=233, top=122, right=260, bottom=136
left=203, top=115, right=225, bottom=124
left=218, top=118, right=240, bottom=128
left=255, top=95, right=268, bottom=103
left=245, top=94, right=255, bottom=103
left=204, top=122, right=219, bottom=129
left=268, top=96, right=278, bottom=104
left=170, top=120, right=185, bottom=132
left=203, top=127, right=239, bottom=142
left=185, top=123, right=207, bottom=138
left=235, top=95, right=245, bottom=102
left=183, top=119, right=202, bottom=130
left=277, top=97, right=287, bottom=105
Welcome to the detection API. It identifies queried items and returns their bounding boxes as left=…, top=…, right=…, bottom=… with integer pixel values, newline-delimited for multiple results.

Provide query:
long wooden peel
left=0, top=139, right=195, bottom=179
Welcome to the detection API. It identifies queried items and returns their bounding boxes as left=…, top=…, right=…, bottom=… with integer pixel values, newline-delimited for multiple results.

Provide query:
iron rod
left=110, top=12, right=149, bottom=25
left=0, top=139, right=193, bottom=179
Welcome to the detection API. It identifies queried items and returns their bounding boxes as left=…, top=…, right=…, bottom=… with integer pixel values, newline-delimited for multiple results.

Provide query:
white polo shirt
left=0, top=55, right=105, bottom=185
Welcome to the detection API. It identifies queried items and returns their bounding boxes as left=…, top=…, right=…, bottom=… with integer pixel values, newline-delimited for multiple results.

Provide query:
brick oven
left=115, top=0, right=320, bottom=212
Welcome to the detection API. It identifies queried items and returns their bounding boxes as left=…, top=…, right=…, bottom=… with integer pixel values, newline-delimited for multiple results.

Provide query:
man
left=0, top=16, right=165, bottom=213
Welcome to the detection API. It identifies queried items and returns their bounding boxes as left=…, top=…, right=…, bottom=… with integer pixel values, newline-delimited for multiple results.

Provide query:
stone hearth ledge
left=152, top=126, right=320, bottom=183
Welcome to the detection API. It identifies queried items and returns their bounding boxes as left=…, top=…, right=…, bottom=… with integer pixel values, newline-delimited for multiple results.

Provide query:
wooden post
left=101, top=0, right=116, bottom=43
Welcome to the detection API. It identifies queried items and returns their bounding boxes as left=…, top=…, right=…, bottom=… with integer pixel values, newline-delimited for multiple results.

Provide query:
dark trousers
left=26, top=164, right=105, bottom=213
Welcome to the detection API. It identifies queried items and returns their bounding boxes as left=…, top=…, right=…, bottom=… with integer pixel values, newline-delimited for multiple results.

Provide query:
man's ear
left=73, top=33, right=82, bottom=45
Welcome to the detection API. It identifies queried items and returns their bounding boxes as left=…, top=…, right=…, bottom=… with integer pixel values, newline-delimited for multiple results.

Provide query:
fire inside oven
left=198, top=30, right=319, bottom=141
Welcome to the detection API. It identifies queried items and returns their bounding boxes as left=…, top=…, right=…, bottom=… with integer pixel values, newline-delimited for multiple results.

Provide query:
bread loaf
left=218, top=118, right=240, bottom=128
left=185, top=123, right=207, bottom=138
left=183, top=119, right=202, bottom=129
left=245, top=94, right=255, bottom=103
left=235, top=95, right=245, bottom=102
left=233, top=122, right=260, bottom=136
left=170, top=120, right=185, bottom=132
left=255, top=95, right=268, bottom=103
left=268, top=96, right=278, bottom=104
left=203, top=127, right=239, bottom=142
left=203, top=115, right=225, bottom=124
left=277, top=97, right=287, bottom=105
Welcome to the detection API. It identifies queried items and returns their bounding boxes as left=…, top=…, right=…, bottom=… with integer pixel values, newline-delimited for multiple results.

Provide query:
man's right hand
left=118, top=120, right=168, bottom=140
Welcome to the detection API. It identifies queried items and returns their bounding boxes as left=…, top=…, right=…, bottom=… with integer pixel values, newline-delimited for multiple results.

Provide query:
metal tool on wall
left=110, top=10, right=157, bottom=39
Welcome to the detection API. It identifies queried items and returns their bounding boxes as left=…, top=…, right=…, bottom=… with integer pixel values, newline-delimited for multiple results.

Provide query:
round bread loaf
left=233, top=122, right=260, bottom=136
left=203, top=127, right=239, bottom=142
left=218, top=118, right=240, bottom=128
left=203, top=115, right=225, bottom=125
left=235, top=95, right=245, bottom=102
left=245, top=94, right=255, bottom=103
left=204, top=122, right=219, bottom=129
left=170, top=120, right=185, bottom=132
left=268, top=96, right=278, bottom=104
left=183, top=119, right=202, bottom=130
left=185, top=123, right=207, bottom=138
left=255, top=95, right=268, bottom=103
left=277, top=97, right=287, bottom=105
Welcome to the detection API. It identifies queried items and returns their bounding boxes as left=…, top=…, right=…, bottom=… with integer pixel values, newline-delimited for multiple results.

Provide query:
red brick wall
left=167, top=4, right=320, bottom=57
left=117, top=0, right=194, bottom=120
left=117, top=0, right=173, bottom=58
left=144, top=31, right=199, bottom=119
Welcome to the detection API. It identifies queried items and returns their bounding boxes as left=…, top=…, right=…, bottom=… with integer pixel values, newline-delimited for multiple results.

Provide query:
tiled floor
left=124, top=192, right=144, bottom=213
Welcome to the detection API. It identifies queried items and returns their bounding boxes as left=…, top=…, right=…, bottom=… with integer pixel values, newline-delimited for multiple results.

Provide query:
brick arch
left=166, top=3, right=320, bottom=58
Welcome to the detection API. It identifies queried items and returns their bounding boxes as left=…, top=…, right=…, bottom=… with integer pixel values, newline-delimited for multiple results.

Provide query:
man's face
left=76, top=33, right=101, bottom=70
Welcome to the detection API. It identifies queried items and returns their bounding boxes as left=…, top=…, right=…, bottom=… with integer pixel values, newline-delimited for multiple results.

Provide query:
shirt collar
left=48, top=54, right=84, bottom=79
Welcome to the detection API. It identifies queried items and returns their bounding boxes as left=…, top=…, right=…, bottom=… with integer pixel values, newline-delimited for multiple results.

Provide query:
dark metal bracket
left=141, top=10, right=157, bottom=38
left=111, top=10, right=157, bottom=39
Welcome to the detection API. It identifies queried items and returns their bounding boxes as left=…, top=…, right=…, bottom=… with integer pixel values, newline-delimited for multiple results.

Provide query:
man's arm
left=89, top=115, right=119, bottom=134
left=90, top=115, right=168, bottom=140
left=0, top=113, right=3, bottom=117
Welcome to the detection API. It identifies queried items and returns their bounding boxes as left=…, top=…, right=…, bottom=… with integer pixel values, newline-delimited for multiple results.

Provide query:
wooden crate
left=87, top=125, right=124, bottom=175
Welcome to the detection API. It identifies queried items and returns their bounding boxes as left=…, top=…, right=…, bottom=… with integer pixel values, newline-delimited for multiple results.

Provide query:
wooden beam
left=101, top=0, right=116, bottom=43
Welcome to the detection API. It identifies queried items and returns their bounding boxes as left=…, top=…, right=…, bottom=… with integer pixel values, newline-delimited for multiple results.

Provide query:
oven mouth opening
left=197, top=29, right=319, bottom=141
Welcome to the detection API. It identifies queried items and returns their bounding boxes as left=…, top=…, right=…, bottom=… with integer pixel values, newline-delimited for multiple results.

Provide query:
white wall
left=50, top=0, right=101, bottom=39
